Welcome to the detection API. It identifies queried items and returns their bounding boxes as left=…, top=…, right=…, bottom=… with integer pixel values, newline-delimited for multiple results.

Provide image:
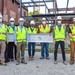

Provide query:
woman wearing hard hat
left=27, top=20, right=38, bottom=61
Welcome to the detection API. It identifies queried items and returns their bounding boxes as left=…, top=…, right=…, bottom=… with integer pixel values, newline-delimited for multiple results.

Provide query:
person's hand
left=15, top=42, right=17, bottom=46
left=53, top=40, right=55, bottom=44
left=64, top=40, right=66, bottom=44
left=26, top=42, right=28, bottom=45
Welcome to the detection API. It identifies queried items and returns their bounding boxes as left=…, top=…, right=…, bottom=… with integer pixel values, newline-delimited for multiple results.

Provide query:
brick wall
left=0, top=0, right=28, bottom=25
left=3, top=0, right=18, bottom=25
left=0, top=0, right=2, bottom=14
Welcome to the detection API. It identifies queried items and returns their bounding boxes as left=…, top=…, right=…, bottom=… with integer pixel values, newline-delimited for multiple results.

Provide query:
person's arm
left=6, top=26, right=9, bottom=43
left=64, top=26, right=67, bottom=43
left=49, top=27, right=53, bottom=33
left=68, top=27, right=73, bottom=39
left=37, top=26, right=40, bottom=33
left=14, top=28, right=17, bottom=45
left=53, top=27, right=55, bottom=44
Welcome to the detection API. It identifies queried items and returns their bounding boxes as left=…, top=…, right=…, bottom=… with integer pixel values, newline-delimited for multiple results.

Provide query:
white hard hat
left=57, top=16, right=62, bottom=20
left=19, top=18, right=24, bottom=21
left=0, top=14, right=2, bottom=18
left=42, top=18, right=46, bottom=21
left=73, top=17, right=75, bottom=21
left=30, top=20, right=35, bottom=25
left=10, top=18, right=14, bottom=21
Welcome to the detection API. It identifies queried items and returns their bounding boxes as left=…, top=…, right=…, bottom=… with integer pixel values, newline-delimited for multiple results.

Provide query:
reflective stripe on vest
left=70, top=25, right=75, bottom=41
left=16, top=26, right=26, bottom=42
left=28, top=27, right=37, bottom=34
left=39, top=24, right=50, bottom=33
left=0, top=24, right=7, bottom=40
left=54, top=25, right=65, bottom=41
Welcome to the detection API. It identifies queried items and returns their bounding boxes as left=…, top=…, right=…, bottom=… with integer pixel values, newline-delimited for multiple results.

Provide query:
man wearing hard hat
left=15, top=18, right=27, bottom=65
left=6, top=18, right=17, bottom=62
left=27, top=20, right=38, bottom=61
left=53, top=16, right=67, bottom=65
left=0, top=14, right=7, bottom=65
left=68, top=18, right=75, bottom=65
left=38, top=18, right=51, bottom=60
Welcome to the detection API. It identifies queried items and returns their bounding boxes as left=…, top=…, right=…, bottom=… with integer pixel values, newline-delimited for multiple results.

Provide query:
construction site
left=0, top=0, right=75, bottom=75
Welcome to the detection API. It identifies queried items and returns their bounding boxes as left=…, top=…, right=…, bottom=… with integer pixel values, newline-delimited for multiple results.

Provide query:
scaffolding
left=19, top=0, right=75, bottom=25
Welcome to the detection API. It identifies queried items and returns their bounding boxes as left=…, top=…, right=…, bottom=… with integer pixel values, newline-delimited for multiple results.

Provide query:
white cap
left=57, top=16, right=62, bottom=20
left=19, top=18, right=24, bottom=21
left=73, top=17, right=75, bottom=21
left=10, top=18, right=14, bottom=21
left=30, top=20, right=35, bottom=25
left=0, top=14, right=2, bottom=18
left=42, top=18, right=46, bottom=21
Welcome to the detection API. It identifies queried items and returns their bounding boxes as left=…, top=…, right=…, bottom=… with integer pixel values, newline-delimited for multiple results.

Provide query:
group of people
left=0, top=13, right=75, bottom=66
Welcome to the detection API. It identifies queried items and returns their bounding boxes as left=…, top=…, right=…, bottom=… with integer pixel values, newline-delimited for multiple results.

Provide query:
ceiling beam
left=24, top=4, right=45, bottom=7
left=31, top=0, right=37, bottom=6
left=22, top=0, right=54, bottom=4
left=32, top=13, right=75, bottom=18
left=49, top=8, right=75, bottom=11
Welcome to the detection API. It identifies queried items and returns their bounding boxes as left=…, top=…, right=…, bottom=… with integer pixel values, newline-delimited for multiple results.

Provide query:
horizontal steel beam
left=25, top=4, right=45, bottom=7
left=21, top=16, right=34, bottom=19
left=22, top=0, right=54, bottom=4
left=32, top=13, right=75, bottom=17
left=49, top=8, right=75, bottom=11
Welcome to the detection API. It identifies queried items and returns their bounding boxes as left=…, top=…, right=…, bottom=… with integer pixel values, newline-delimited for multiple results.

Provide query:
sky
left=22, top=0, right=75, bottom=14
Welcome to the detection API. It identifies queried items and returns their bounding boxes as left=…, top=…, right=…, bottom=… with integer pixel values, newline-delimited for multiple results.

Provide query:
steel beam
left=55, top=0, right=58, bottom=11
left=22, top=0, right=54, bottom=4
left=66, top=0, right=69, bottom=13
left=49, top=8, right=75, bottom=11
left=20, top=0, right=22, bottom=17
left=24, top=4, right=45, bottom=7
left=32, top=13, right=75, bottom=18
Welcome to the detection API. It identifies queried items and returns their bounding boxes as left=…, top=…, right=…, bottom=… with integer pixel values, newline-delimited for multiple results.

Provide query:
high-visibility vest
left=70, top=25, right=75, bottom=41
left=7, top=26, right=15, bottom=34
left=39, top=24, right=50, bottom=33
left=28, top=27, right=37, bottom=34
left=16, top=26, right=26, bottom=42
left=54, top=25, right=66, bottom=41
left=0, top=24, right=7, bottom=40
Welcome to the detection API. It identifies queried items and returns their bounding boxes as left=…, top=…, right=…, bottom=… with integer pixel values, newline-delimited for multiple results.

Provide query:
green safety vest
left=16, top=26, right=26, bottom=42
left=7, top=26, right=14, bottom=34
left=28, top=27, right=37, bottom=34
left=70, top=25, right=75, bottom=41
left=54, top=25, right=65, bottom=41
left=39, top=24, right=50, bottom=33
left=0, top=24, right=7, bottom=40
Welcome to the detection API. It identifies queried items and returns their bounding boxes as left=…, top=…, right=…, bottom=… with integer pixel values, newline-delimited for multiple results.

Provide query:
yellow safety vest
left=54, top=25, right=66, bottom=41
left=28, top=27, right=37, bottom=34
left=8, top=26, right=14, bottom=34
left=0, top=24, right=7, bottom=40
left=16, top=26, right=26, bottom=42
left=39, top=24, right=50, bottom=33
left=70, top=25, right=75, bottom=41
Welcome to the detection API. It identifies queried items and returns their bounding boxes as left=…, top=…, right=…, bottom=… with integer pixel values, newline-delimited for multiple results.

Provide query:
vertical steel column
left=20, top=0, right=22, bottom=17
left=2, top=0, right=4, bottom=16
left=54, top=0, right=57, bottom=26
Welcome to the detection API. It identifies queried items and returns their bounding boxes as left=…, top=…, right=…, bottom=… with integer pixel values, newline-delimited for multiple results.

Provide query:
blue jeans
left=28, top=42, right=35, bottom=57
left=41, top=43, right=49, bottom=57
